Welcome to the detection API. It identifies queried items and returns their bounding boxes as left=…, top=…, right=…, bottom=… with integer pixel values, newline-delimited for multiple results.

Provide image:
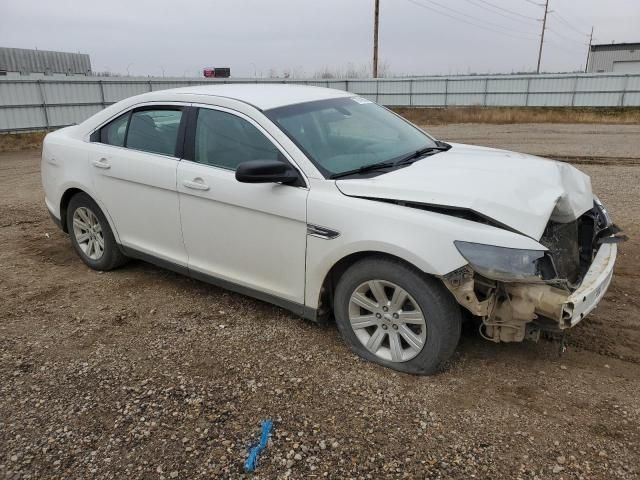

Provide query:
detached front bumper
left=563, top=242, right=617, bottom=328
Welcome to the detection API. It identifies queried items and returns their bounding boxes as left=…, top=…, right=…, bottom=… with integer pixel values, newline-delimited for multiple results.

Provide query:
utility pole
left=373, top=0, right=380, bottom=78
left=584, top=26, right=594, bottom=73
left=536, top=0, right=549, bottom=74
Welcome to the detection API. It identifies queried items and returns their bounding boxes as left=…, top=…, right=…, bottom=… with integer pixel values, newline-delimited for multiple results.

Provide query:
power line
left=469, top=0, right=541, bottom=22
left=545, top=38, right=587, bottom=56
left=546, top=28, right=589, bottom=46
left=411, top=0, right=540, bottom=37
left=550, top=11, right=590, bottom=37
left=462, top=0, right=538, bottom=25
left=402, top=0, right=586, bottom=72
left=403, top=0, right=539, bottom=41
left=522, top=0, right=544, bottom=6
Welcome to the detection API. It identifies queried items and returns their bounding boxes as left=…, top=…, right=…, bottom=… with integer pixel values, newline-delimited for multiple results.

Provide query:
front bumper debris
left=442, top=243, right=617, bottom=343
left=563, top=242, right=617, bottom=327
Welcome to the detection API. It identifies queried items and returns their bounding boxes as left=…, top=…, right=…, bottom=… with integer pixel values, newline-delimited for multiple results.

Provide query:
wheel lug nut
left=393, top=313, right=399, bottom=319
left=382, top=306, right=388, bottom=312
left=392, top=324, right=398, bottom=330
left=375, top=313, right=381, bottom=319
left=381, top=324, right=388, bottom=330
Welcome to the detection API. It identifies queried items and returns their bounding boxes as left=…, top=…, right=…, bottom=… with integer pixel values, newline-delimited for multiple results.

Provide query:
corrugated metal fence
left=1, top=72, right=639, bottom=132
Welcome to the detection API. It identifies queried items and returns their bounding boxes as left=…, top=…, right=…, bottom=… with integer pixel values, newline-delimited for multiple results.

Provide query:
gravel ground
left=1, top=124, right=639, bottom=479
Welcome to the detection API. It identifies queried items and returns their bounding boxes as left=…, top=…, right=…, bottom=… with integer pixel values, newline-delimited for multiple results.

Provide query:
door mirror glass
left=235, top=160, right=299, bottom=184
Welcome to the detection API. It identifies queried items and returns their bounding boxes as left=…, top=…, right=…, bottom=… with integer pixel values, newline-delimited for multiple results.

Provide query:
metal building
left=586, top=43, right=640, bottom=73
left=0, top=47, right=91, bottom=77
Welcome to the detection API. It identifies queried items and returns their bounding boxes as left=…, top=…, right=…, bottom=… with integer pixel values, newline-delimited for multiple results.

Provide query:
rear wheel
left=66, top=193, right=127, bottom=270
left=334, top=257, right=461, bottom=375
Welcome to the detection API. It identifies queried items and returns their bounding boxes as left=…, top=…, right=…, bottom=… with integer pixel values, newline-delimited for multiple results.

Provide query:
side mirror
left=235, top=160, right=299, bottom=184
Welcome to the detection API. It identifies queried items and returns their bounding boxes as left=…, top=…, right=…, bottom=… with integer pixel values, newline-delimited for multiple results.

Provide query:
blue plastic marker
left=244, top=419, right=274, bottom=473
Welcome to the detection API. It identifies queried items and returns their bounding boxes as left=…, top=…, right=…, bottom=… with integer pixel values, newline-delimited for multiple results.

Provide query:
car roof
left=165, top=83, right=355, bottom=111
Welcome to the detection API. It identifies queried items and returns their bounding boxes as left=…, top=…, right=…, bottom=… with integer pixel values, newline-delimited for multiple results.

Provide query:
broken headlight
left=454, top=241, right=552, bottom=282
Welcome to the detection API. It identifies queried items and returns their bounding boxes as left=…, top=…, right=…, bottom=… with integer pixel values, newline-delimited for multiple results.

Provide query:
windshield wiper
left=393, top=142, right=452, bottom=167
left=329, top=142, right=452, bottom=180
left=329, top=160, right=396, bottom=179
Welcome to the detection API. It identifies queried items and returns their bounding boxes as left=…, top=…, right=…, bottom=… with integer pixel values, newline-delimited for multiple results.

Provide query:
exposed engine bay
left=442, top=200, right=626, bottom=343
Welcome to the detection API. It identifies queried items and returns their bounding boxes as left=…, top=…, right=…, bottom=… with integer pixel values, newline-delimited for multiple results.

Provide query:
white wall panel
left=447, top=93, right=484, bottom=105
left=447, top=79, right=485, bottom=94
left=377, top=94, right=410, bottom=105
left=487, top=78, right=528, bottom=93
left=347, top=81, right=377, bottom=94
left=412, top=94, right=447, bottom=106
left=47, top=104, right=103, bottom=127
left=0, top=82, right=41, bottom=106
left=42, top=82, right=102, bottom=104
left=0, top=107, right=46, bottom=130
left=622, top=92, right=640, bottom=106
left=102, top=82, right=151, bottom=103
left=486, top=93, right=527, bottom=106
left=527, top=93, right=573, bottom=106
left=576, top=76, right=626, bottom=92
left=574, top=92, right=622, bottom=107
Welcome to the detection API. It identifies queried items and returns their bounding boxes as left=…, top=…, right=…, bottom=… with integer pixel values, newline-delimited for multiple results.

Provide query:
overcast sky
left=1, top=0, right=639, bottom=77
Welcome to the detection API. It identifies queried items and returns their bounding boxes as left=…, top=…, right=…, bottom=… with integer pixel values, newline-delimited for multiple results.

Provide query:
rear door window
left=126, top=109, right=183, bottom=156
left=98, top=112, right=130, bottom=146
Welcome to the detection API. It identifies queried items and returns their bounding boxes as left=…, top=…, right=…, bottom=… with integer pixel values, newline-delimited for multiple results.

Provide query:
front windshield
left=265, top=97, right=437, bottom=177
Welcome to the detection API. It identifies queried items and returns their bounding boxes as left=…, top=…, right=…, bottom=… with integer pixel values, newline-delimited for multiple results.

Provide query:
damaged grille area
left=539, top=200, right=620, bottom=289
left=539, top=220, right=581, bottom=284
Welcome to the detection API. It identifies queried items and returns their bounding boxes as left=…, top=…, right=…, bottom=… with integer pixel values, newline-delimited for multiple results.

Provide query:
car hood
left=335, top=143, right=593, bottom=240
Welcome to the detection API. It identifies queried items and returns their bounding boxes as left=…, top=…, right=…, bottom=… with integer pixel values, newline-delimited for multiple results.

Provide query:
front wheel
left=334, top=257, right=461, bottom=375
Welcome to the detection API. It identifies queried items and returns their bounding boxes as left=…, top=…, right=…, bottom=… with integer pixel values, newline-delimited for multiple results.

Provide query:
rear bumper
left=563, top=242, right=617, bottom=328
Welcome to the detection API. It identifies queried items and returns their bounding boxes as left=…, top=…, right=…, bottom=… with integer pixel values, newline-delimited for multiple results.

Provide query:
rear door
left=87, top=105, right=188, bottom=266
left=177, top=105, right=308, bottom=306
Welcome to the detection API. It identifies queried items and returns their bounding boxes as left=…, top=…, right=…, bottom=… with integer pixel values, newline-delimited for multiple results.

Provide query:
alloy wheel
left=72, top=207, right=104, bottom=260
left=348, top=279, right=427, bottom=362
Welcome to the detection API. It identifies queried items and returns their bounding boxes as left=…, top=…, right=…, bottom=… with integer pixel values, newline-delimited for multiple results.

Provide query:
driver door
left=177, top=106, right=308, bottom=308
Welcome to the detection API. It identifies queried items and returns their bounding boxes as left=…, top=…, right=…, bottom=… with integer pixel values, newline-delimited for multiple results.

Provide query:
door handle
left=92, top=158, right=111, bottom=169
left=182, top=179, right=210, bottom=191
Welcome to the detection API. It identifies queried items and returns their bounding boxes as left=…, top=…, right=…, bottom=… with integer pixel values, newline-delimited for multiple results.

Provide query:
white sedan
left=41, top=84, right=619, bottom=374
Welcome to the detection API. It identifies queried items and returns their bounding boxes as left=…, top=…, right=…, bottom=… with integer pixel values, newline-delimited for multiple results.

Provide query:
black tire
left=334, top=257, right=461, bottom=375
left=66, top=192, right=127, bottom=271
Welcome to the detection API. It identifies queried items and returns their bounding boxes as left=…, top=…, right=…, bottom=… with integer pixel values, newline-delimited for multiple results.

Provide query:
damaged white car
left=41, top=85, right=622, bottom=374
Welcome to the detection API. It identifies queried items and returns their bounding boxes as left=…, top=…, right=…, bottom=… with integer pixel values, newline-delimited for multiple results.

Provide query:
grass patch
left=0, top=131, right=47, bottom=153
left=392, top=106, right=640, bottom=125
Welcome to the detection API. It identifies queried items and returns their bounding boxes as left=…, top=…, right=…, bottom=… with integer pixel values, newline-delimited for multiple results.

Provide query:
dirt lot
left=1, top=124, right=639, bottom=479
